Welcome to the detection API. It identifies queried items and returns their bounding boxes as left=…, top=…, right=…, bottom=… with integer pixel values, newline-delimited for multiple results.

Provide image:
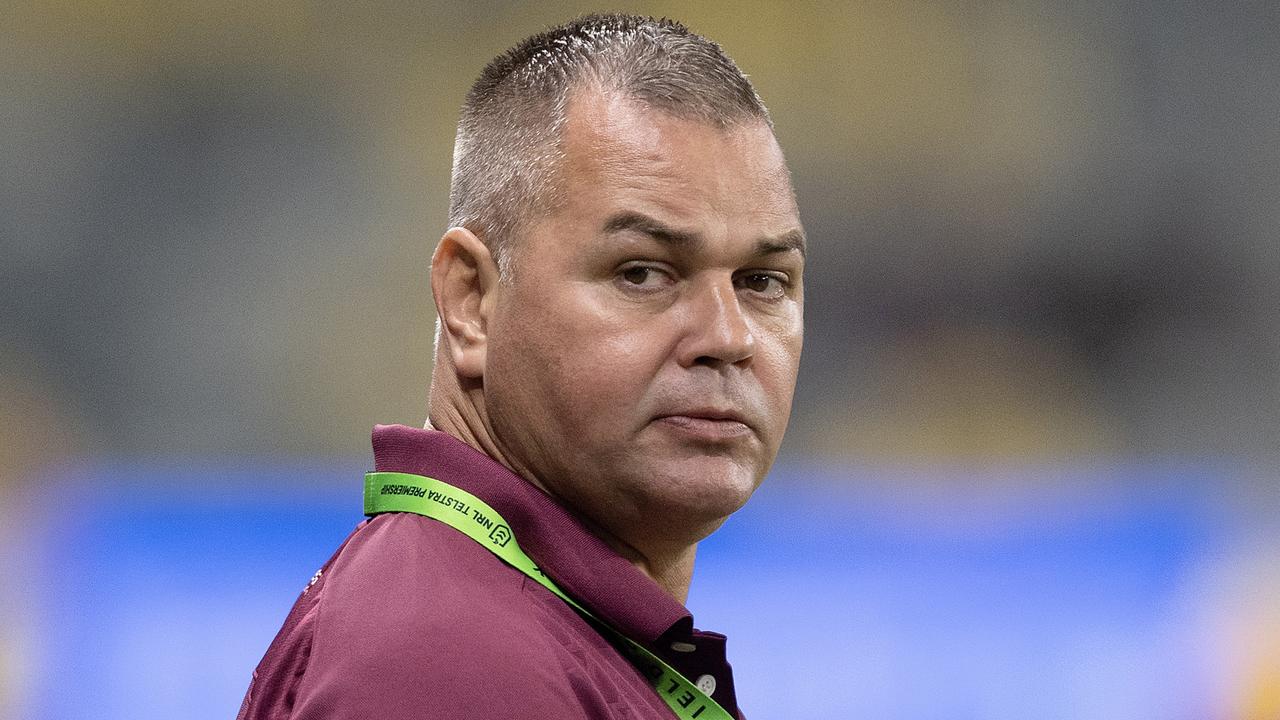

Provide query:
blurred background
left=3, top=1, right=1278, bottom=718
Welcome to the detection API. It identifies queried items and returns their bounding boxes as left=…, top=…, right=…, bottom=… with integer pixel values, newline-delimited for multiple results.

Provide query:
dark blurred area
left=3, top=2, right=1278, bottom=718
left=4, top=1, right=1277, bottom=465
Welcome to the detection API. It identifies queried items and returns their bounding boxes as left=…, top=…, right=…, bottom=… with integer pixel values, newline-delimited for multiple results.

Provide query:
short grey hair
left=447, top=13, right=772, bottom=278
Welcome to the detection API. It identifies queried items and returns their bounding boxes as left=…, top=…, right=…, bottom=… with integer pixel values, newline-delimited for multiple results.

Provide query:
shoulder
left=315, top=512, right=526, bottom=650
left=291, top=514, right=591, bottom=719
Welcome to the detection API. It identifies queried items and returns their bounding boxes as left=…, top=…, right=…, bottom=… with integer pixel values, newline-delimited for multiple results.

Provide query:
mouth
left=652, top=408, right=754, bottom=441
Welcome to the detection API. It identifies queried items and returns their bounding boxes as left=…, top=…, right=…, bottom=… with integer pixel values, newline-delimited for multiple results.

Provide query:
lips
left=652, top=407, right=754, bottom=441
left=666, top=407, right=745, bottom=422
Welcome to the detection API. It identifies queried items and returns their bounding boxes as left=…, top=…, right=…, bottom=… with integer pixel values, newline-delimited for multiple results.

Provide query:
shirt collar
left=371, top=424, right=693, bottom=644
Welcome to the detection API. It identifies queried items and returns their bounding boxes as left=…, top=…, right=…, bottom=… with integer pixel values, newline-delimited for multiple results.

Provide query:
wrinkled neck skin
left=427, top=349, right=697, bottom=604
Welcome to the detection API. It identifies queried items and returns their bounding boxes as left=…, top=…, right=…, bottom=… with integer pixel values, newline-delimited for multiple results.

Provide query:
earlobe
left=431, top=227, right=500, bottom=379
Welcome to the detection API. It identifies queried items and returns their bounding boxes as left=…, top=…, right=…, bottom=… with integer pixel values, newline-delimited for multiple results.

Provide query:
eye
left=622, top=266, right=655, bottom=285
left=617, top=264, right=674, bottom=290
left=736, top=272, right=788, bottom=299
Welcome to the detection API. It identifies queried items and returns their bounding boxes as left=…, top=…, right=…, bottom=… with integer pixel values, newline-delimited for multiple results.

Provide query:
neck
left=433, top=411, right=699, bottom=602
left=428, top=363, right=699, bottom=604
left=567, top=505, right=699, bottom=603
left=624, top=541, right=698, bottom=604
left=427, top=361, right=513, bottom=472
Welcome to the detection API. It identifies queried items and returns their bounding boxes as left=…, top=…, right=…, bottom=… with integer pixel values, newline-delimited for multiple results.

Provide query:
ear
left=431, top=227, right=501, bottom=379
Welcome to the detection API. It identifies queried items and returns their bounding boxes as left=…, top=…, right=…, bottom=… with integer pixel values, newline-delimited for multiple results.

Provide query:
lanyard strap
left=364, top=471, right=734, bottom=720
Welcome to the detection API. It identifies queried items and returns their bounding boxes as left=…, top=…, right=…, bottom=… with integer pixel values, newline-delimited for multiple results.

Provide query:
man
left=239, top=13, right=804, bottom=719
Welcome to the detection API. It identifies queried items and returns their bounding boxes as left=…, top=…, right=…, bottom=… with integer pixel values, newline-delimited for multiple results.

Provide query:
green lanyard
left=364, top=471, right=734, bottom=720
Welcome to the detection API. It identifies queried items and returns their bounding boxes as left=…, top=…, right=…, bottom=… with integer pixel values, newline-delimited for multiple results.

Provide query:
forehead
left=553, top=90, right=799, bottom=231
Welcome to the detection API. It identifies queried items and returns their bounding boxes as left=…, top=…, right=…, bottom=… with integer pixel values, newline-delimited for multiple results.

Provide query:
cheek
left=492, top=292, right=666, bottom=430
left=553, top=327, right=666, bottom=425
left=755, top=324, right=803, bottom=411
left=760, top=351, right=797, bottom=404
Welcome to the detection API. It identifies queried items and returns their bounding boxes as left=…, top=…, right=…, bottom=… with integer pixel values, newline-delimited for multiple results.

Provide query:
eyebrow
left=602, top=211, right=806, bottom=258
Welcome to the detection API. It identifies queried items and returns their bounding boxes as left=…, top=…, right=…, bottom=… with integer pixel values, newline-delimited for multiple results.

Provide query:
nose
left=677, top=277, right=755, bottom=368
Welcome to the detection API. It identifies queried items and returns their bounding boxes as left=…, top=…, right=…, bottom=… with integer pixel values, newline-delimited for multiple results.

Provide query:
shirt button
left=670, top=641, right=697, bottom=653
left=695, top=674, right=716, bottom=696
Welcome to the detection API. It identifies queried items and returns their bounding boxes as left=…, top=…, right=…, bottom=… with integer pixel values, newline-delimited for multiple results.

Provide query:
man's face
left=482, top=91, right=804, bottom=550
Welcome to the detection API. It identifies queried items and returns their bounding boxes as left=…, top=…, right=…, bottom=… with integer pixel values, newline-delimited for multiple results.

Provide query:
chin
left=645, top=456, right=763, bottom=522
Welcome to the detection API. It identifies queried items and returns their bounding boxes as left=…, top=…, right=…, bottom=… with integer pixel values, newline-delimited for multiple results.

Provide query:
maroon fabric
left=238, top=425, right=743, bottom=719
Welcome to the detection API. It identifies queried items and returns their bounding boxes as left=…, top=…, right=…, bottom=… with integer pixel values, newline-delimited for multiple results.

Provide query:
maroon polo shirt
left=238, top=424, right=743, bottom=719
